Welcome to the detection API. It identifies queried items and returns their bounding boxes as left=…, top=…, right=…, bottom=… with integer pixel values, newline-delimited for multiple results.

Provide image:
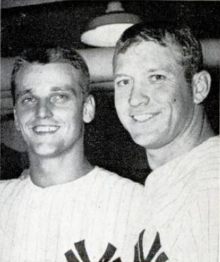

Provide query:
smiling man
left=113, top=24, right=219, bottom=261
left=0, top=47, right=145, bottom=262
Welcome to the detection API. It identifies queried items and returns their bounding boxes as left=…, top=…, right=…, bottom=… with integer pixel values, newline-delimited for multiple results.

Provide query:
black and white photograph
left=1, top=1, right=219, bottom=261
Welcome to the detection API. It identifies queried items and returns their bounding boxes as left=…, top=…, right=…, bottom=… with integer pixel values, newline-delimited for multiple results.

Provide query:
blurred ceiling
left=1, top=0, right=220, bottom=57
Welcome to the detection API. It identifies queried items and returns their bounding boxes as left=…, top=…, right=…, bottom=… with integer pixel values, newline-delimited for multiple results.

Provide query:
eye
left=114, top=77, right=132, bottom=88
left=150, top=74, right=166, bottom=82
left=21, top=96, right=37, bottom=105
left=51, top=94, right=69, bottom=104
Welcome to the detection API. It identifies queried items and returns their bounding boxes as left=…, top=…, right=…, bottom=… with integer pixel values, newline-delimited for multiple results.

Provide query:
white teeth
left=34, top=126, right=59, bottom=133
left=133, top=114, right=153, bottom=122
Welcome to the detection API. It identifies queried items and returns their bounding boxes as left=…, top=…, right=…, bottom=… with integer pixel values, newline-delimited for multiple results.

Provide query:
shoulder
left=92, top=167, right=145, bottom=224
left=176, top=135, right=218, bottom=167
left=0, top=178, right=21, bottom=191
left=92, top=166, right=144, bottom=198
left=192, top=135, right=219, bottom=161
left=146, top=136, right=219, bottom=198
left=95, top=166, right=143, bottom=187
left=155, top=135, right=219, bottom=176
left=183, top=135, right=219, bottom=180
left=0, top=170, right=29, bottom=202
left=0, top=178, right=21, bottom=203
left=189, top=136, right=219, bottom=192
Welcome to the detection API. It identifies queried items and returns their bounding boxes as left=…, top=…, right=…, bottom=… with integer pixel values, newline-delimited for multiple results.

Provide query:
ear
left=13, top=108, right=21, bottom=131
left=192, top=71, right=211, bottom=104
left=83, top=95, right=95, bottom=123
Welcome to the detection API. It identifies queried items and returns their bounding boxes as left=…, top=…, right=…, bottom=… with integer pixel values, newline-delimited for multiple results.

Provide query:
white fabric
left=0, top=166, right=145, bottom=262
left=141, top=136, right=219, bottom=262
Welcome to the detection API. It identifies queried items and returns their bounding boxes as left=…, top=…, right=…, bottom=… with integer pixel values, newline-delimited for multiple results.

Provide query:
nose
left=129, top=84, right=150, bottom=107
left=36, top=100, right=53, bottom=119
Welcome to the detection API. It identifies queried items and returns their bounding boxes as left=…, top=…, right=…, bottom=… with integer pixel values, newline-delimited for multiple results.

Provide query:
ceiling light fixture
left=81, top=1, right=142, bottom=47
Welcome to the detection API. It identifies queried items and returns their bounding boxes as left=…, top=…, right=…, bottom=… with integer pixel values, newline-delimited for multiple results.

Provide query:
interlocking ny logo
left=134, top=230, right=168, bottom=262
left=65, top=230, right=168, bottom=262
left=65, top=240, right=121, bottom=262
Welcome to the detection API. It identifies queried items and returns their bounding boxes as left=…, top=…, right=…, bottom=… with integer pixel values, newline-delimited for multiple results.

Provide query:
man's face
left=114, top=41, right=196, bottom=150
left=14, top=62, right=94, bottom=157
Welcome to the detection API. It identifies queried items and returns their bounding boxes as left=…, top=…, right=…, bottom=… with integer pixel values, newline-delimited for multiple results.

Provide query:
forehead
left=15, top=62, right=82, bottom=91
left=114, top=41, right=183, bottom=74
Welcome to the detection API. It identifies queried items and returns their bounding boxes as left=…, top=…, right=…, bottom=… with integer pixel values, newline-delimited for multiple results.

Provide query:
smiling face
left=114, top=41, right=196, bottom=150
left=14, top=62, right=95, bottom=157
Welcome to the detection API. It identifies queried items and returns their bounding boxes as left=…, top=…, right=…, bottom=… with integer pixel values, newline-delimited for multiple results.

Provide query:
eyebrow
left=51, top=86, right=77, bottom=96
left=146, top=68, right=169, bottom=73
left=50, top=86, right=74, bottom=92
left=114, top=74, right=132, bottom=79
left=16, top=85, right=77, bottom=98
left=16, top=89, right=32, bottom=100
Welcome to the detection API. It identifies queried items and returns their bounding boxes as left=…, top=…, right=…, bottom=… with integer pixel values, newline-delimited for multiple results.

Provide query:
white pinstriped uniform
left=140, top=136, right=219, bottom=262
left=0, top=166, right=145, bottom=262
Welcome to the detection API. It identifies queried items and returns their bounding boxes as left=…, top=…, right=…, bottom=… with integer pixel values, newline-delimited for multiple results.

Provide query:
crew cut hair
left=113, top=23, right=203, bottom=84
left=11, top=47, right=90, bottom=105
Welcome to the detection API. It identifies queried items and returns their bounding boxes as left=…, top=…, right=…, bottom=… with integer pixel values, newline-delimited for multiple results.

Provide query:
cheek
left=174, top=89, right=193, bottom=114
left=169, top=95, right=191, bottom=122
left=164, top=85, right=184, bottom=106
left=155, top=78, right=184, bottom=102
left=115, top=102, right=127, bottom=119
left=114, top=93, right=122, bottom=111
left=15, top=110, right=31, bottom=126
left=115, top=90, right=129, bottom=106
left=62, top=107, right=83, bottom=123
left=155, top=91, right=177, bottom=108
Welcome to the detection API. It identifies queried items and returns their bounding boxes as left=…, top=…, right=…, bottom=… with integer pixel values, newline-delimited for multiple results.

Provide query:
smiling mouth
left=132, top=113, right=159, bottom=123
left=33, top=125, right=60, bottom=134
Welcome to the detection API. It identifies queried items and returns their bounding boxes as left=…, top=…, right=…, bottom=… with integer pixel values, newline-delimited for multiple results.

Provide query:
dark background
left=1, top=1, right=219, bottom=183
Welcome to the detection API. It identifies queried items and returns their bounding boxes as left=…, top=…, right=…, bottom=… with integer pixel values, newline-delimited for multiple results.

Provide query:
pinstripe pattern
left=141, top=136, right=219, bottom=262
left=0, top=166, right=145, bottom=262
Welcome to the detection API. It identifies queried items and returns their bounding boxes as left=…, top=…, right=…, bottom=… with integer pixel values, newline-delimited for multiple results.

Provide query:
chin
left=131, top=135, right=151, bottom=148
left=30, top=145, right=60, bottom=158
left=131, top=133, right=163, bottom=150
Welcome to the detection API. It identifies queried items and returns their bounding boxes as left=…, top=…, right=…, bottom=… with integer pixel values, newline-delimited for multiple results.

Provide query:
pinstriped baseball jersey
left=0, top=166, right=145, bottom=262
left=139, top=136, right=219, bottom=262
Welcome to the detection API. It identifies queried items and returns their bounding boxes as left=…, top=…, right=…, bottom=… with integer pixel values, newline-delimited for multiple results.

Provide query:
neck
left=147, top=110, right=215, bottom=170
left=28, top=142, right=93, bottom=188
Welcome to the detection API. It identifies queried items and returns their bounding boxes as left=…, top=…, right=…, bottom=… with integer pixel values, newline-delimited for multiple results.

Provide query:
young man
left=0, top=47, right=145, bottom=262
left=113, top=24, right=219, bottom=262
